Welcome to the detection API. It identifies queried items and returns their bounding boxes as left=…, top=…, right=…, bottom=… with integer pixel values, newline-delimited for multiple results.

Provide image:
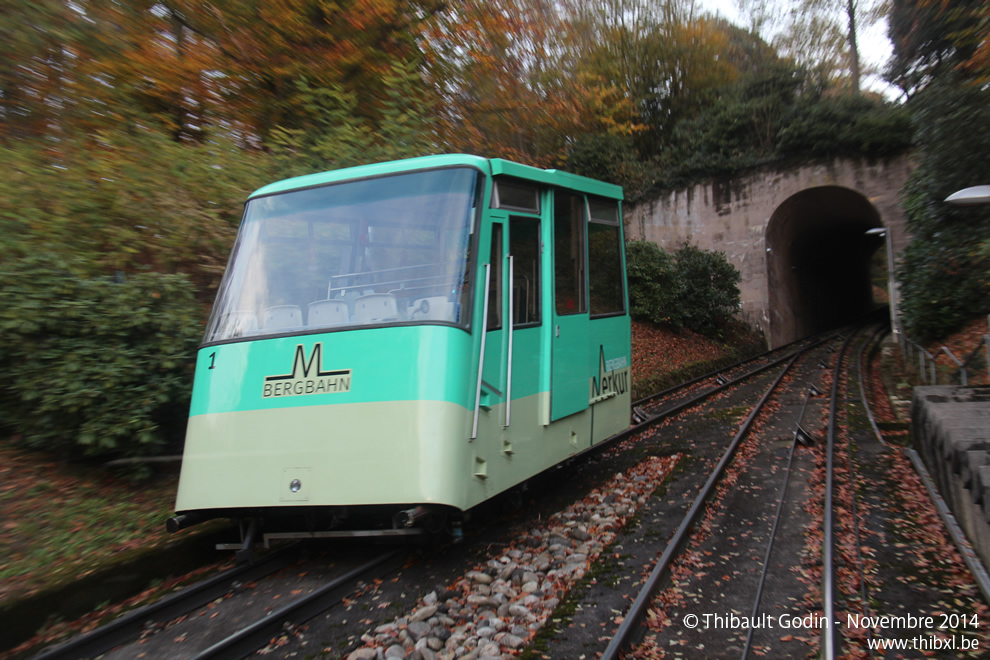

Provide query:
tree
left=895, top=75, right=990, bottom=340
left=887, top=0, right=988, bottom=94
left=737, top=0, right=888, bottom=91
left=1, top=0, right=445, bottom=146
left=0, top=0, right=77, bottom=140
left=423, top=0, right=641, bottom=166
left=270, top=60, right=437, bottom=177
left=887, top=0, right=990, bottom=340
left=0, top=0, right=223, bottom=143
left=159, top=0, right=445, bottom=144
left=572, top=0, right=739, bottom=155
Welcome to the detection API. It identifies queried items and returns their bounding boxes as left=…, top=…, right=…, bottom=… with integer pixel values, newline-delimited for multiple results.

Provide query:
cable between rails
left=741, top=373, right=827, bottom=659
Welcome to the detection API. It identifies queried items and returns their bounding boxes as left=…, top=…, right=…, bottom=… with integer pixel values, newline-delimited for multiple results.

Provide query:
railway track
left=600, top=328, right=834, bottom=659
left=31, top=546, right=407, bottom=660
left=595, top=323, right=990, bottom=659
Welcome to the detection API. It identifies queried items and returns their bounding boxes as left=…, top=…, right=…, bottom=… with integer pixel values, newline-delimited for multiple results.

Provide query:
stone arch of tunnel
left=766, top=186, right=884, bottom=346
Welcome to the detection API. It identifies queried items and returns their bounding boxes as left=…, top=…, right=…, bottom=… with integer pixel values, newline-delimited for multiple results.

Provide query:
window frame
left=201, top=166, right=483, bottom=347
left=586, top=195, right=627, bottom=319
left=553, top=190, right=588, bottom=317
left=492, top=177, right=541, bottom=214
left=508, top=214, right=543, bottom=329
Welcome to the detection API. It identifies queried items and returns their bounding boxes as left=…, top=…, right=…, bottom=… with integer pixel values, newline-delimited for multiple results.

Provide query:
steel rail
left=856, top=325, right=890, bottom=448
left=32, top=544, right=301, bottom=660
left=192, top=550, right=406, bottom=659
left=822, top=330, right=857, bottom=660
left=629, top=311, right=885, bottom=413
left=841, top=325, right=883, bottom=658
left=600, top=344, right=811, bottom=660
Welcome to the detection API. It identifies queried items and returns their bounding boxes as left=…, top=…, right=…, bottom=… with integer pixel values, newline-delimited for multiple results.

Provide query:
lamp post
left=866, top=226, right=901, bottom=343
left=945, top=185, right=990, bottom=206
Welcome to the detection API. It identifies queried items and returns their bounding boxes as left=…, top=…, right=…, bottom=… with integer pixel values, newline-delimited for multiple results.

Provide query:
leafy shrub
left=673, top=243, right=742, bottom=337
left=270, top=61, right=436, bottom=179
left=777, top=95, right=913, bottom=159
left=0, top=255, right=203, bottom=461
left=651, top=66, right=913, bottom=192
left=0, top=131, right=269, bottom=297
left=626, top=240, right=680, bottom=326
left=625, top=240, right=741, bottom=337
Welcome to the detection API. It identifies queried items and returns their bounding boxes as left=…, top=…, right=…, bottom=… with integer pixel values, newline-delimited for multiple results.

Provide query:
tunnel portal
left=766, top=186, right=884, bottom=346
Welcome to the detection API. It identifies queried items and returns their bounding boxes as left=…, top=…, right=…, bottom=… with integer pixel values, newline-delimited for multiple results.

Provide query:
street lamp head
left=945, top=185, right=990, bottom=206
left=865, top=227, right=887, bottom=237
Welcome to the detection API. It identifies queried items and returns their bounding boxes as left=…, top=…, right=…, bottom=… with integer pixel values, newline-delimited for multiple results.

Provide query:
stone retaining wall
left=912, top=386, right=990, bottom=568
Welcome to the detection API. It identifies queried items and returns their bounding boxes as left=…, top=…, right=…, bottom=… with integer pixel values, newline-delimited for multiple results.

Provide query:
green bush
left=653, top=67, right=914, bottom=192
left=0, top=131, right=270, bottom=297
left=625, top=240, right=741, bottom=337
left=673, top=243, right=742, bottom=337
left=777, top=95, right=913, bottom=159
left=626, top=240, right=680, bottom=326
left=0, top=255, right=203, bottom=461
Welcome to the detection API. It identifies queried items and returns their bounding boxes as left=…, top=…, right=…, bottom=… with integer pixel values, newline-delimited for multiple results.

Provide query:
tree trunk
left=846, top=0, right=861, bottom=92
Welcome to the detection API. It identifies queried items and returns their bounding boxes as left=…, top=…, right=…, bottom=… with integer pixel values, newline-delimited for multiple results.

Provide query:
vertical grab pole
left=505, top=255, right=514, bottom=428
left=471, top=264, right=491, bottom=440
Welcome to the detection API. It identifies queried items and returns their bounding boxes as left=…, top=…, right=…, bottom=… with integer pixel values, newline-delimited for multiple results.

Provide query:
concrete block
left=913, top=385, right=990, bottom=568
left=963, top=450, right=990, bottom=488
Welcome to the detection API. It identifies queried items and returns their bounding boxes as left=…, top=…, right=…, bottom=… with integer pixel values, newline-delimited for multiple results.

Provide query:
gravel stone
left=347, top=649, right=379, bottom=660
left=469, top=571, right=492, bottom=584
left=507, top=604, right=530, bottom=618
left=407, top=621, right=431, bottom=639
left=344, top=456, right=676, bottom=660
left=570, top=528, right=591, bottom=541
left=385, top=643, right=407, bottom=658
left=410, top=605, right=437, bottom=623
left=477, top=640, right=500, bottom=657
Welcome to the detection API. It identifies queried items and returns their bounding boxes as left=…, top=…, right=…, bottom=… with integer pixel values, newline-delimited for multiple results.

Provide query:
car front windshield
left=204, top=167, right=478, bottom=343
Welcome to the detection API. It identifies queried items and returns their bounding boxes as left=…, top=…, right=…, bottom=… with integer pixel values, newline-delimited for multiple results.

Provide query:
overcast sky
left=699, top=0, right=897, bottom=97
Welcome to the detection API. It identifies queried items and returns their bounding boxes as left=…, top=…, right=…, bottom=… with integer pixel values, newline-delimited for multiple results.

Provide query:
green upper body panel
left=189, top=325, right=475, bottom=417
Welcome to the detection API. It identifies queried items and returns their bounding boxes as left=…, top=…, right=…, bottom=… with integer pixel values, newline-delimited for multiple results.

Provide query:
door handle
left=472, top=263, right=491, bottom=440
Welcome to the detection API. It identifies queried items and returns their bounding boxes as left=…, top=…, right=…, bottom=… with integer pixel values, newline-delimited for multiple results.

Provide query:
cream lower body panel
left=176, top=391, right=632, bottom=515
left=176, top=400, right=471, bottom=512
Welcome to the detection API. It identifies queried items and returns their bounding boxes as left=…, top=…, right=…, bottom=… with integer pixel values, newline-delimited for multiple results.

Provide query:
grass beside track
left=0, top=451, right=185, bottom=604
